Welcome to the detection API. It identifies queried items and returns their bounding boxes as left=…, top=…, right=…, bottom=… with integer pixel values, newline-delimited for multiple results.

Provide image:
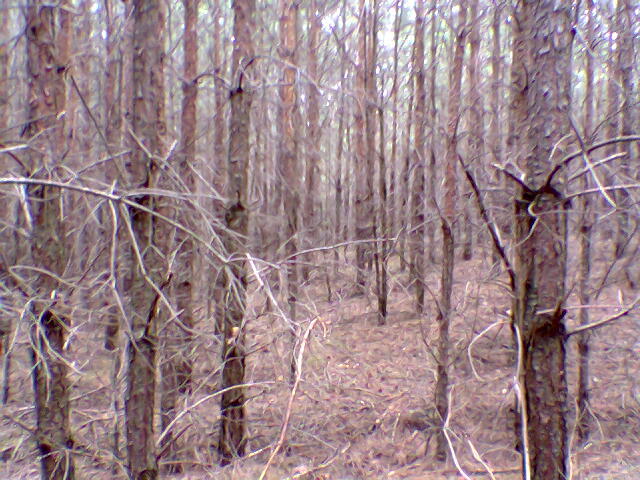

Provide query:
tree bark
left=218, top=0, right=255, bottom=464
left=23, top=2, right=76, bottom=478
left=125, top=0, right=168, bottom=477
left=576, top=0, right=595, bottom=445
left=411, top=0, right=426, bottom=313
left=510, top=2, right=573, bottom=478
left=462, top=0, right=483, bottom=261
left=278, top=0, right=300, bottom=382
left=435, top=0, right=466, bottom=461
left=614, top=0, right=635, bottom=257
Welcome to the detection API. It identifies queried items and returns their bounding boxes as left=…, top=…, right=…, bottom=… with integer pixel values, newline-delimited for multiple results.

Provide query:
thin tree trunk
left=159, top=0, right=199, bottom=471
left=368, top=0, right=387, bottom=325
left=354, top=0, right=369, bottom=294
left=304, top=0, right=321, bottom=282
left=278, top=0, right=300, bottom=382
left=103, top=0, right=122, bottom=352
left=462, top=0, right=483, bottom=261
left=615, top=0, right=634, bottom=257
left=426, top=4, right=438, bottom=265
left=488, top=3, right=503, bottom=264
left=218, top=0, right=255, bottom=464
left=411, top=0, right=427, bottom=313
left=576, top=0, right=595, bottom=445
left=435, top=0, right=465, bottom=462
left=389, top=1, right=403, bottom=242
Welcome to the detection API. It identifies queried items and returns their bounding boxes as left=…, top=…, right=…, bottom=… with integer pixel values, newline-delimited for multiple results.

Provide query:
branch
left=566, top=295, right=640, bottom=337
left=458, top=155, right=515, bottom=289
left=544, top=134, right=640, bottom=187
left=0, top=177, right=228, bottom=265
left=258, top=318, right=319, bottom=480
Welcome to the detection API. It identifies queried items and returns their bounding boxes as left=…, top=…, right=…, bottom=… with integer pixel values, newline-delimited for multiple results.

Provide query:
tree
left=510, top=1, right=573, bottom=477
left=278, top=0, right=300, bottom=381
left=159, top=0, right=199, bottom=472
left=435, top=0, right=466, bottom=461
left=462, top=0, right=483, bottom=261
left=22, top=2, right=76, bottom=479
left=411, top=0, right=427, bottom=313
left=354, top=0, right=370, bottom=295
left=614, top=0, right=636, bottom=257
left=124, top=0, right=168, bottom=477
left=576, top=0, right=595, bottom=445
left=218, top=0, right=255, bottom=464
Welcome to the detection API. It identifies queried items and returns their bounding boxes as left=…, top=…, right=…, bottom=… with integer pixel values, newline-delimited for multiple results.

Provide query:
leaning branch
left=457, top=154, right=515, bottom=289
left=566, top=295, right=640, bottom=337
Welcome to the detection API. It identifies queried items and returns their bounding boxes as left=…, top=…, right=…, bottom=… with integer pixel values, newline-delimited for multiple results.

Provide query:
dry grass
left=1, top=246, right=639, bottom=479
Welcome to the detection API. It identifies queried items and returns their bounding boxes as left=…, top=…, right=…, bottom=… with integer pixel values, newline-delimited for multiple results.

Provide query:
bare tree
left=576, top=0, right=595, bottom=445
left=159, top=0, right=199, bottom=472
left=435, top=0, right=466, bottom=462
left=218, top=0, right=255, bottom=464
left=23, top=2, right=75, bottom=478
left=354, top=0, right=370, bottom=295
left=510, top=1, right=574, bottom=477
left=124, top=0, right=168, bottom=477
left=278, top=0, right=301, bottom=381
left=411, top=0, right=427, bottom=313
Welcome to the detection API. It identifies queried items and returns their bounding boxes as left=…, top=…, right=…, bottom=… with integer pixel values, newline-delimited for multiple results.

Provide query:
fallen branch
left=258, top=317, right=319, bottom=480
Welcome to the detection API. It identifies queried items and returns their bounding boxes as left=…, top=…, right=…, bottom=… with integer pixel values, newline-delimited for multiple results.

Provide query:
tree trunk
left=576, top=0, right=595, bottom=445
left=159, top=0, right=199, bottom=472
left=354, top=0, right=369, bottom=295
left=389, top=1, right=403, bottom=243
left=23, top=2, right=76, bottom=479
left=614, top=0, right=635, bottom=257
left=125, top=0, right=168, bottom=477
left=463, top=0, right=483, bottom=261
left=435, top=0, right=465, bottom=462
left=218, top=0, right=255, bottom=464
left=510, top=2, right=573, bottom=477
left=426, top=4, right=438, bottom=266
left=278, top=0, right=300, bottom=382
left=304, top=0, right=321, bottom=281
left=411, top=0, right=426, bottom=313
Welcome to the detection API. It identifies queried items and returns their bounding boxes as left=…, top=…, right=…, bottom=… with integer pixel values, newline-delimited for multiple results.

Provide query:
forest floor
left=1, top=246, right=639, bottom=479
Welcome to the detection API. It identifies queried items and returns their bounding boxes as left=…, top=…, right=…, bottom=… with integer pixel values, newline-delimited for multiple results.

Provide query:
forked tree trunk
left=219, top=0, right=255, bottom=464
left=510, top=2, right=573, bottom=478
left=125, top=0, right=168, bottom=478
left=23, top=3, right=76, bottom=479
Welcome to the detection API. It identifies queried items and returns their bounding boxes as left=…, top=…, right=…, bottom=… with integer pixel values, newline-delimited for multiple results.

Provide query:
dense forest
left=1, top=0, right=639, bottom=479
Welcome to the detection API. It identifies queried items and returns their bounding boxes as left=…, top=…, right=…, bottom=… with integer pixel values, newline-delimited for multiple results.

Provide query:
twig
left=258, top=318, right=319, bottom=480
left=285, top=442, right=351, bottom=479
left=458, top=154, right=515, bottom=288
left=566, top=294, right=640, bottom=337
left=443, top=385, right=472, bottom=480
